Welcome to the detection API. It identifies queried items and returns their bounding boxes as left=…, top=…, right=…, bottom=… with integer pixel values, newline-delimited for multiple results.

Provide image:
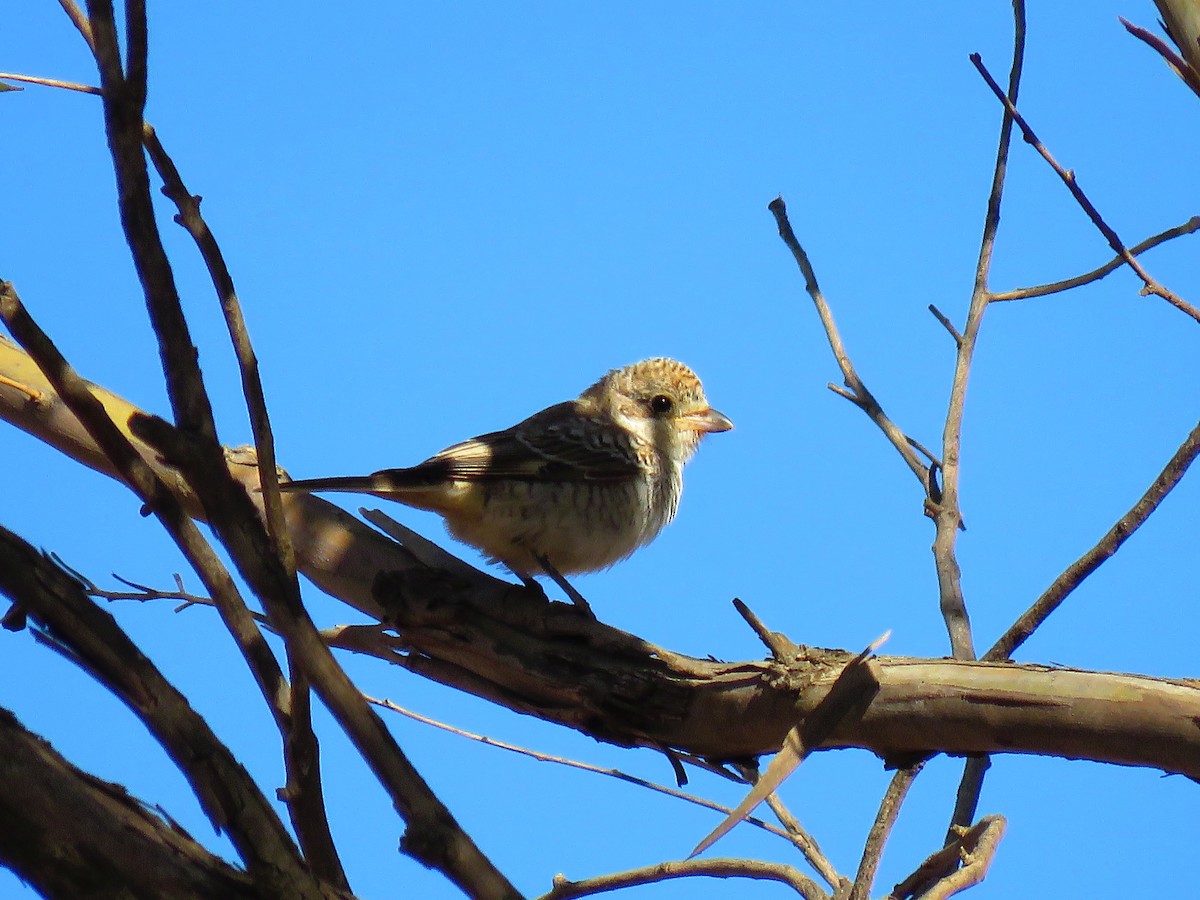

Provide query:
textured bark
left=0, top=708, right=261, bottom=900
left=4, top=335, right=1200, bottom=781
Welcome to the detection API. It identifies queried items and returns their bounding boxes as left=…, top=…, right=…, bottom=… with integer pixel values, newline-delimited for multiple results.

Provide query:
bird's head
left=581, top=357, right=733, bottom=464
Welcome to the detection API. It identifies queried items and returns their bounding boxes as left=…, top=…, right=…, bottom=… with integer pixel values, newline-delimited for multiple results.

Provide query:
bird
left=279, top=358, right=732, bottom=609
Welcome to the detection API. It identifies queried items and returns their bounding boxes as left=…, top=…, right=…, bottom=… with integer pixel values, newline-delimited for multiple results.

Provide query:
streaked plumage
left=280, top=358, right=731, bottom=579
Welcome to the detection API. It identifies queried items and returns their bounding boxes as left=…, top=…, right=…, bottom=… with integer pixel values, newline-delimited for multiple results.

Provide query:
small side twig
left=768, top=196, right=929, bottom=489
left=927, top=305, right=963, bottom=346
left=0, top=72, right=100, bottom=93
left=991, top=217, right=1200, bottom=302
left=732, top=597, right=797, bottom=661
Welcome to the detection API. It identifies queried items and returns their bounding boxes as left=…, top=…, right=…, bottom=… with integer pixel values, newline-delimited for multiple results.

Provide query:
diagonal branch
left=0, top=527, right=328, bottom=898
left=848, top=762, right=924, bottom=900
left=971, top=52, right=1200, bottom=324
left=767, top=196, right=929, bottom=487
left=985, top=416, right=1200, bottom=662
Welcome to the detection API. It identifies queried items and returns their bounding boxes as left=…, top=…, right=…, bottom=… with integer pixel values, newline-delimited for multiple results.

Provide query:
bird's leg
left=532, top=553, right=596, bottom=619
left=515, top=571, right=550, bottom=603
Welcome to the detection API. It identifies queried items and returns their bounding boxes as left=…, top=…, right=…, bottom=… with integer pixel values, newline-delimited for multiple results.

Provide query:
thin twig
left=367, top=696, right=814, bottom=854
left=991, top=217, right=1200, bottom=301
left=848, top=762, right=924, bottom=900
left=70, top=2, right=349, bottom=882
left=768, top=197, right=929, bottom=488
left=972, top=53, right=1200, bottom=324
left=66, top=4, right=518, bottom=893
left=927, top=305, right=963, bottom=346
left=0, top=72, right=100, bottom=93
left=986, top=416, right=1200, bottom=662
left=733, top=598, right=796, bottom=661
left=729, top=762, right=846, bottom=892
left=539, top=858, right=828, bottom=900
left=140, top=126, right=296, bottom=574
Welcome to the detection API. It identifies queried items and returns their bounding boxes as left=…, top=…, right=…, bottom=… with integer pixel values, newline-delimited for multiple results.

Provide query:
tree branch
left=971, top=52, right=1200, bottom=324
left=986, top=416, right=1200, bottom=662
left=0, top=707, right=275, bottom=900
left=0, top=526, right=327, bottom=898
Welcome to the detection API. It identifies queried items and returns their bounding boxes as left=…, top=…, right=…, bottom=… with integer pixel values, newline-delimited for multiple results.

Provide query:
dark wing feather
left=410, top=402, right=641, bottom=483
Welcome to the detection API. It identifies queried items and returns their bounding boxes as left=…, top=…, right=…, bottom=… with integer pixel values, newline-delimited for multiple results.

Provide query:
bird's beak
left=684, top=407, right=734, bottom=434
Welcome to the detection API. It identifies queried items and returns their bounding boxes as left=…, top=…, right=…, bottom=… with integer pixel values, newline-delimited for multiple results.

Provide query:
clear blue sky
left=4, top=3, right=1198, bottom=898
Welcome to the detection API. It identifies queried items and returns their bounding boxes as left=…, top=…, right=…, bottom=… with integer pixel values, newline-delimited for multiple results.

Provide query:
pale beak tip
left=700, top=408, right=734, bottom=434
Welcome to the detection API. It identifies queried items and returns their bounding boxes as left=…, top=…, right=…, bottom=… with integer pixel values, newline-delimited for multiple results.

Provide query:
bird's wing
left=417, top=402, right=642, bottom=483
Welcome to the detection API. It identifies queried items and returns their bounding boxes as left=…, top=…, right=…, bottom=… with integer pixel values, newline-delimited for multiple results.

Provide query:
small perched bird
left=280, top=358, right=731, bottom=597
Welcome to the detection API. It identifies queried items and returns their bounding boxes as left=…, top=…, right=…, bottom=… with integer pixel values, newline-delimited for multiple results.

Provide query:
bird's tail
left=279, top=474, right=393, bottom=495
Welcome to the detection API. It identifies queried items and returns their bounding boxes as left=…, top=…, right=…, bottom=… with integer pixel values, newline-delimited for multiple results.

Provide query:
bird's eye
left=649, top=394, right=674, bottom=415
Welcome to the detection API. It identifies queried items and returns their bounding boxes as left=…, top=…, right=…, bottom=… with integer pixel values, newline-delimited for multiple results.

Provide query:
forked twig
left=991, top=217, right=1200, bottom=302
left=972, top=53, right=1200, bottom=324
left=767, top=197, right=929, bottom=489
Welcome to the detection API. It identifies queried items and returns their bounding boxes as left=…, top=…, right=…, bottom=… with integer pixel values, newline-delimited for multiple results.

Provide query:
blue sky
left=4, top=3, right=1199, bottom=898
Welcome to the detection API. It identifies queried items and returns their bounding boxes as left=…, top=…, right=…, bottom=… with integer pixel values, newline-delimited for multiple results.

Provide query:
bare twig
left=539, top=858, right=828, bottom=900
left=140, top=126, right=295, bottom=572
left=730, top=762, right=847, bottom=892
left=849, top=762, right=924, bottom=900
left=991, top=217, right=1200, bottom=301
left=972, top=53, right=1200, bottom=324
left=137, top=123, right=342, bottom=882
left=986, top=416, right=1200, bottom=662
left=69, top=2, right=346, bottom=881
left=767, top=197, right=929, bottom=488
left=0, top=372, right=46, bottom=404
left=368, top=696, right=813, bottom=854
left=0, top=72, right=99, bottom=93
left=927, top=305, right=963, bottom=346
left=57, top=4, right=519, bottom=893
left=733, top=598, right=798, bottom=661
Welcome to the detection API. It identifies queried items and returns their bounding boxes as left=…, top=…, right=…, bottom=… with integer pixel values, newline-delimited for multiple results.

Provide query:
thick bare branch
left=0, top=708, right=270, bottom=900
left=0, top=526, right=326, bottom=898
